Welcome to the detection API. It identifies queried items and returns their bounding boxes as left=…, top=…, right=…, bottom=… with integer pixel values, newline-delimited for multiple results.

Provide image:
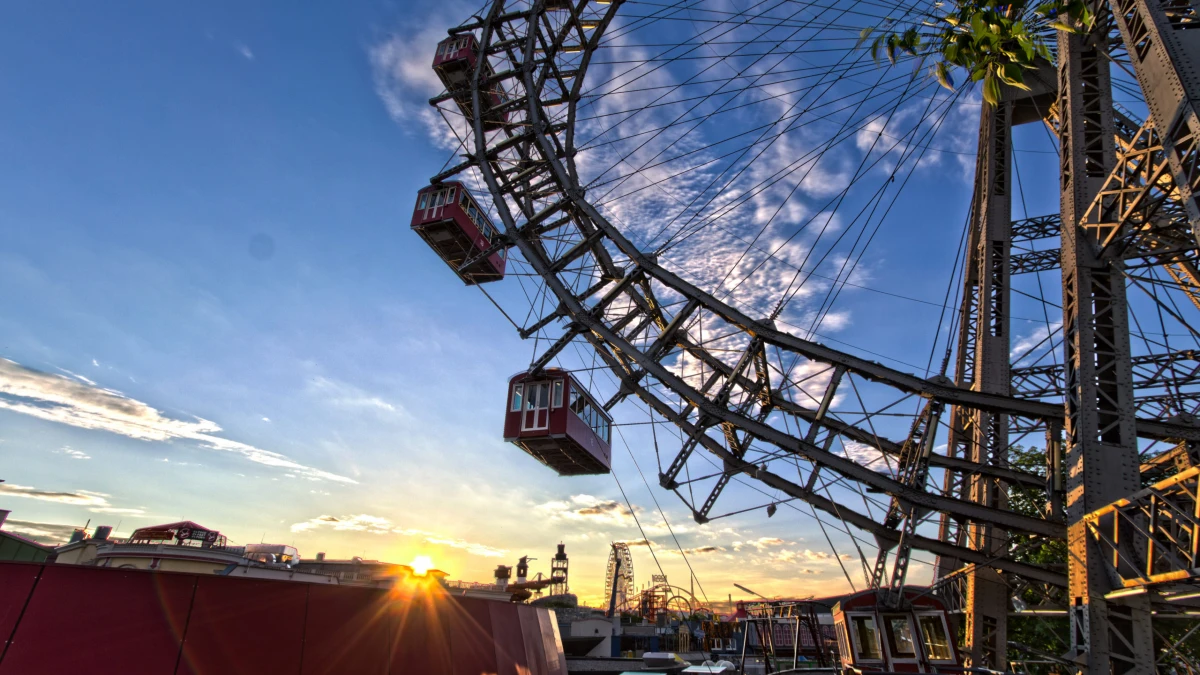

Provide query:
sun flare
left=410, top=555, right=434, bottom=576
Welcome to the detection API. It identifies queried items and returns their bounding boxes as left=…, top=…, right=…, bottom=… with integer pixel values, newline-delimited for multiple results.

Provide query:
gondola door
left=522, top=381, right=551, bottom=432
left=881, top=612, right=924, bottom=672
left=420, top=186, right=453, bottom=222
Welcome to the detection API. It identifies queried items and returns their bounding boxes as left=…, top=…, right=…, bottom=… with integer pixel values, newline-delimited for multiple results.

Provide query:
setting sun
left=409, top=555, right=434, bottom=576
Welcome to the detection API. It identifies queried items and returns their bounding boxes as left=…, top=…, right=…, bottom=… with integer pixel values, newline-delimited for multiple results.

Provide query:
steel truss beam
left=439, top=7, right=1200, bottom=674
left=962, top=98, right=1013, bottom=671
left=1058, top=19, right=1153, bottom=672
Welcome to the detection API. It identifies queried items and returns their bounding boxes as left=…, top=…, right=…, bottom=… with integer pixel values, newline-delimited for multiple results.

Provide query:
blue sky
left=0, top=0, right=1072, bottom=606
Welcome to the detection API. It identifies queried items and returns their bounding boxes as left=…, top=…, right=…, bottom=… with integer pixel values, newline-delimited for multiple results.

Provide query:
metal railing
left=1083, top=465, right=1200, bottom=588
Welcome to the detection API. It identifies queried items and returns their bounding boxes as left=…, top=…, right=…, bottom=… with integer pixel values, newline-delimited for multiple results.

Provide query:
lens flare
left=410, top=555, right=434, bottom=576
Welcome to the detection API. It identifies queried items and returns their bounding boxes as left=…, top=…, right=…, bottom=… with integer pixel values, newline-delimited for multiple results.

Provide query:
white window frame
left=881, top=613, right=921, bottom=664
left=511, top=383, right=524, bottom=412
left=552, top=379, right=564, bottom=408
left=914, top=611, right=955, bottom=663
left=846, top=612, right=884, bottom=663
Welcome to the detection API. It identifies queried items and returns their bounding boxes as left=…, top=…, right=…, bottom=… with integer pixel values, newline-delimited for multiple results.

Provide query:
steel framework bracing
left=422, top=0, right=1200, bottom=671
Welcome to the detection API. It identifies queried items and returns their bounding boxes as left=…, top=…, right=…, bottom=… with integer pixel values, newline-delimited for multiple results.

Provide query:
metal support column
left=1108, top=0, right=1200, bottom=247
left=964, top=98, right=1014, bottom=671
left=1058, top=19, right=1154, bottom=674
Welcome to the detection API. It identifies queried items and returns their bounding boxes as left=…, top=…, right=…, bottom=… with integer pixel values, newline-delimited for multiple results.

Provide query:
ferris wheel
left=411, top=0, right=1200, bottom=671
left=604, top=541, right=635, bottom=614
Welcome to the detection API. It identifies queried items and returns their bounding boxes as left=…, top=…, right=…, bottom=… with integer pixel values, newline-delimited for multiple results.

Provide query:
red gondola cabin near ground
left=504, top=370, right=612, bottom=476
left=432, top=34, right=509, bottom=129
left=831, top=589, right=960, bottom=673
left=412, top=182, right=506, bottom=285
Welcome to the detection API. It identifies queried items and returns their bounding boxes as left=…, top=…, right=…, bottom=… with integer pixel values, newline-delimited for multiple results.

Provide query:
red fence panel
left=537, top=608, right=566, bottom=675
left=0, top=564, right=195, bottom=675
left=175, top=575, right=307, bottom=675
left=390, top=592, right=453, bottom=675
left=488, top=601, right=529, bottom=675
left=0, top=563, right=41, bottom=659
left=302, top=584, right=392, bottom=675
left=0, top=563, right=567, bottom=675
left=450, top=597, right=498, bottom=675
left=518, top=604, right=548, bottom=675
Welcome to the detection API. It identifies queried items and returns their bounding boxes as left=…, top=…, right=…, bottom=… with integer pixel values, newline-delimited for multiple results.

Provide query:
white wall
left=571, top=618, right=613, bottom=657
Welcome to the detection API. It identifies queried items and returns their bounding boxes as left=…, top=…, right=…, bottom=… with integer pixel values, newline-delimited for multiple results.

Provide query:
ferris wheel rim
left=451, top=0, right=1084, bottom=585
left=447, top=0, right=1200, bottom=594
left=465, top=0, right=1198, bottom=445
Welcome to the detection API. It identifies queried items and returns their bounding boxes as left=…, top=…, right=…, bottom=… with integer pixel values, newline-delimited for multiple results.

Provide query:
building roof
left=133, top=521, right=212, bottom=532
left=0, top=530, right=54, bottom=562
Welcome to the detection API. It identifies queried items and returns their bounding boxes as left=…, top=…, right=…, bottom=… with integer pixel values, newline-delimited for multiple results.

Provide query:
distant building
left=54, top=520, right=336, bottom=584
left=0, top=510, right=53, bottom=563
left=295, top=553, right=423, bottom=586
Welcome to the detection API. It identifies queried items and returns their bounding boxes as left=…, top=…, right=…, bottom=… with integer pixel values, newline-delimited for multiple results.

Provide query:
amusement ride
left=409, top=0, right=1200, bottom=672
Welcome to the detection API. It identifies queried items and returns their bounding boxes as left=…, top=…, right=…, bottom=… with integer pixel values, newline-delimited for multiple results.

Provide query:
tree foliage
left=860, top=1, right=1095, bottom=105
left=1004, top=447, right=1200, bottom=667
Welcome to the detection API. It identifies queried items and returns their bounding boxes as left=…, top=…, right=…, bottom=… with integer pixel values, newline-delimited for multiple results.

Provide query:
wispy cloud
left=3, top=520, right=80, bottom=545
left=0, top=483, right=148, bottom=516
left=306, top=376, right=405, bottom=416
left=290, top=514, right=508, bottom=558
left=619, top=538, right=655, bottom=547
left=0, top=358, right=353, bottom=483
left=237, top=44, right=254, bottom=61
left=54, top=446, right=91, bottom=460
left=662, top=544, right=725, bottom=556
left=0, top=483, right=110, bottom=506
left=537, top=494, right=640, bottom=528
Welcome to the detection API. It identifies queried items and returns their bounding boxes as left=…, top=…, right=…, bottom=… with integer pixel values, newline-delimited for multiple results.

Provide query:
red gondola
left=432, top=35, right=509, bottom=129
left=411, top=182, right=506, bottom=285
left=831, top=589, right=961, bottom=673
left=503, top=369, right=612, bottom=476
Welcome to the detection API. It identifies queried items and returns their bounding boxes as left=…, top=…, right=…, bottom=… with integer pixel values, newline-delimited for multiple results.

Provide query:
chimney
left=316, top=552, right=326, bottom=561
left=0, top=510, right=9, bottom=530
left=494, top=564, right=511, bottom=589
left=93, top=526, right=112, bottom=541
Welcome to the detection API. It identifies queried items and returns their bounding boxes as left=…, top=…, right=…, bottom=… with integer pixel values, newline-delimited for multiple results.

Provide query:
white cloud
left=1011, top=321, right=1062, bottom=365
left=261, top=417, right=271, bottom=423
left=290, top=514, right=508, bottom=558
left=54, top=446, right=90, bottom=460
left=237, top=44, right=254, bottom=61
left=306, top=376, right=405, bottom=416
left=841, top=440, right=893, bottom=475
left=536, top=494, right=640, bottom=527
left=0, top=358, right=353, bottom=483
left=732, top=537, right=786, bottom=551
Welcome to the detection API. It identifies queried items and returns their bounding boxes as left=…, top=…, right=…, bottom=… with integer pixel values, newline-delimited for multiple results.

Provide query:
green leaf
left=983, top=70, right=1002, bottom=105
left=970, top=11, right=986, bottom=38
left=999, top=62, right=1031, bottom=89
left=934, top=61, right=955, bottom=90
left=857, top=26, right=874, bottom=48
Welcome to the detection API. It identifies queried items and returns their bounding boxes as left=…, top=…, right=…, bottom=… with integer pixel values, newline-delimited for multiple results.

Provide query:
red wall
left=0, top=562, right=566, bottom=675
